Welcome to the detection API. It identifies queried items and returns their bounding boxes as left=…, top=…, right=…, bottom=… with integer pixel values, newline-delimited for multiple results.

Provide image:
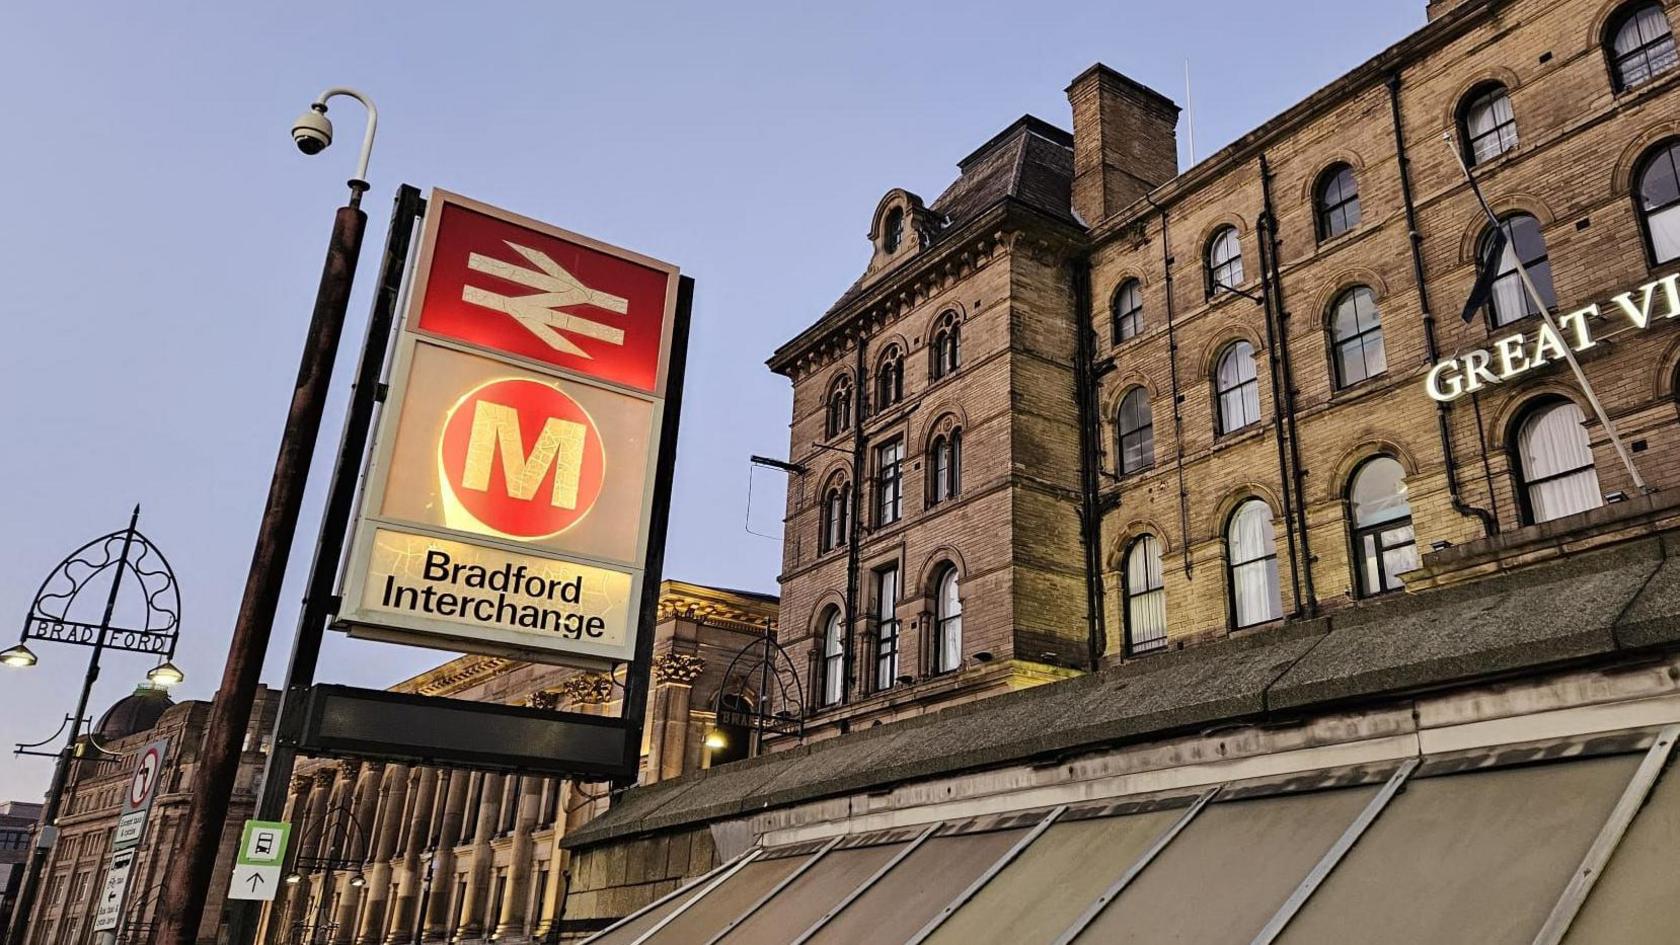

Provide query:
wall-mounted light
left=703, top=729, right=728, bottom=751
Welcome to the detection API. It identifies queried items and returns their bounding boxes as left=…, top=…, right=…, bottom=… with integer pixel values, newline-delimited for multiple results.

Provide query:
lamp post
left=2, top=507, right=184, bottom=945
left=153, top=87, right=377, bottom=945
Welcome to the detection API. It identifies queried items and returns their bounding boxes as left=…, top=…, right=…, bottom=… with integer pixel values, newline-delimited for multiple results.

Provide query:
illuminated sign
left=1425, top=273, right=1679, bottom=403
left=336, top=190, right=679, bottom=667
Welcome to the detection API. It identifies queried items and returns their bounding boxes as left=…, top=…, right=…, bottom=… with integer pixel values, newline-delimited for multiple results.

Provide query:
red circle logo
left=438, top=378, right=606, bottom=539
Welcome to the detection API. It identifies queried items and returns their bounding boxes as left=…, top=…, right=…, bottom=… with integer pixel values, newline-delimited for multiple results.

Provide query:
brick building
left=1, top=801, right=44, bottom=941
left=769, top=0, right=1680, bottom=742
left=255, top=581, right=777, bottom=945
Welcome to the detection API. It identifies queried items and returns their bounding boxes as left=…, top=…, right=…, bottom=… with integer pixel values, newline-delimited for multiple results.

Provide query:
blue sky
left=0, top=1, right=1423, bottom=800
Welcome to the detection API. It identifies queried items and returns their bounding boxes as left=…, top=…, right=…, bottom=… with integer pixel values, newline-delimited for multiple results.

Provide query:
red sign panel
left=416, top=202, right=674, bottom=393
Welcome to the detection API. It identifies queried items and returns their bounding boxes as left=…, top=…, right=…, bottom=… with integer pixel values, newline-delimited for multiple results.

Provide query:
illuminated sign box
left=335, top=190, right=679, bottom=668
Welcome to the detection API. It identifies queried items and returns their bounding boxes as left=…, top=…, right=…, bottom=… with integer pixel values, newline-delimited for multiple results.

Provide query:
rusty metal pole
left=152, top=184, right=368, bottom=945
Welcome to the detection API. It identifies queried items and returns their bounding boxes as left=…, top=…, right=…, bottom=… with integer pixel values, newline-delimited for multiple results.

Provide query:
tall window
left=1227, top=499, right=1282, bottom=628
left=1608, top=2, right=1678, bottom=91
left=1636, top=139, right=1680, bottom=264
left=1330, top=286, right=1387, bottom=388
left=1348, top=456, right=1418, bottom=597
left=934, top=566, right=963, bottom=673
left=820, top=608, right=844, bottom=707
left=1460, top=84, right=1518, bottom=165
left=875, top=438, right=904, bottom=525
left=1215, top=341, right=1261, bottom=434
left=1515, top=400, right=1604, bottom=524
left=882, top=206, right=905, bottom=253
left=1480, top=213, right=1555, bottom=327
left=1116, top=388, right=1154, bottom=474
left=1112, top=279, right=1144, bottom=343
left=1316, top=164, right=1361, bottom=240
left=1123, top=535, right=1167, bottom=655
left=1207, top=226, right=1244, bottom=294
left=874, top=565, right=901, bottom=690
left=930, top=428, right=962, bottom=504
left=820, top=478, right=849, bottom=553
left=825, top=374, right=853, bottom=437
left=876, top=345, right=904, bottom=411
left=930, top=311, right=961, bottom=380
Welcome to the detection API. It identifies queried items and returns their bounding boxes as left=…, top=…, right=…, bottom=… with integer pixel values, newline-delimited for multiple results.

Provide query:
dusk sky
left=0, top=1, right=1422, bottom=801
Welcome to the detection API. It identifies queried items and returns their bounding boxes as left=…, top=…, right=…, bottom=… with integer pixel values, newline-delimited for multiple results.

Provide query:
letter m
left=460, top=401, right=586, bottom=508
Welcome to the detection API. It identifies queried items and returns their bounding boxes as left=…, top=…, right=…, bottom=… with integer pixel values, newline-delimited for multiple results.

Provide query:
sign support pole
left=613, top=276, right=693, bottom=791
left=224, top=184, right=426, bottom=945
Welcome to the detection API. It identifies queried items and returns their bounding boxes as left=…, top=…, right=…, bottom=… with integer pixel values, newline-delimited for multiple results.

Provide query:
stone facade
left=769, top=0, right=1680, bottom=739
left=254, top=581, right=776, bottom=945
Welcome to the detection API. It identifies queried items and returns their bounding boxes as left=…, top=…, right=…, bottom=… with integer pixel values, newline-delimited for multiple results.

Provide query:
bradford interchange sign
left=337, top=190, right=680, bottom=668
left=1425, top=273, right=1680, bottom=402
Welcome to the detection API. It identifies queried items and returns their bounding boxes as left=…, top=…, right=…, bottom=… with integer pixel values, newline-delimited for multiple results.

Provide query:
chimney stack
left=1066, top=64, right=1181, bottom=226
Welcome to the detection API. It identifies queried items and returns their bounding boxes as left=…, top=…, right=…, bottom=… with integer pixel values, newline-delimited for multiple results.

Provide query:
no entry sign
left=336, top=190, right=680, bottom=668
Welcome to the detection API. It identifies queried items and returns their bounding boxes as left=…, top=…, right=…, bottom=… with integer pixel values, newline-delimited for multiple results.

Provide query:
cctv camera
left=291, top=105, right=333, bottom=155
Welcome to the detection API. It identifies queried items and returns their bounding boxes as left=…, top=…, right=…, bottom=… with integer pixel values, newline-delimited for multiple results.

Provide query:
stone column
left=422, top=771, right=469, bottom=943
left=492, top=778, right=541, bottom=938
left=649, top=654, right=705, bottom=783
left=313, top=764, right=356, bottom=940
left=332, top=763, right=380, bottom=945
left=358, top=764, right=408, bottom=945
left=453, top=774, right=502, bottom=941
left=386, top=768, right=437, bottom=944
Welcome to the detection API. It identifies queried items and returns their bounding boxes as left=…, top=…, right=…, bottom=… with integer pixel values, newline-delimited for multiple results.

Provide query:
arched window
left=930, top=428, right=962, bottom=504
left=1348, top=456, right=1418, bottom=597
left=1479, top=213, right=1555, bottom=327
left=1116, top=388, right=1154, bottom=474
left=1460, top=84, right=1518, bottom=165
left=1215, top=341, right=1261, bottom=434
left=1607, top=2, right=1678, bottom=92
left=1206, top=226, right=1244, bottom=295
left=930, top=311, right=961, bottom=380
left=1316, top=165, right=1361, bottom=241
left=882, top=206, right=905, bottom=253
left=873, top=565, right=901, bottom=690
left=1122, top=535, right=1167, bottom=655
left=1112, top=279, right=1144, bottom=344
left=1330, top=286, right=1386, bottom=388
left=819, top=608, right=844, bottom=707
left=876, top=345, right=904, bottom=411
left=934, top=566, right=963, bottom=673
left=1635, top=139, right=1680, bottom=264
left=1514, top=400, right=1604, bottom=524
left=820, top=479, right=850, bottom=553
left=825, top=374, right=853, bottom=438
left=875, top=438, right=904, bottom=525
left=1226, top=499, right=1282, bottom=628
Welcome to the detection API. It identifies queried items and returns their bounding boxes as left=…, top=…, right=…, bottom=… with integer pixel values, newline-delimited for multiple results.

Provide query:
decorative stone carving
left=653, top=653, right=706, bottom=685
left=559, top=673, right=616, bottom=706
left=525, top=690, right=562, bottom=711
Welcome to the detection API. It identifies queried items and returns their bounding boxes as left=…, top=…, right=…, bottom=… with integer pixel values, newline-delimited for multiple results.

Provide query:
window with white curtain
left=1215, top=341, right=1262, bottom=434
left=1608, top=1, right=1678, bottom=91
left=1315, top=165, right=1361, bottom=241
left=874, top=565, right=901, bottom=690
left=820, top=479, right=849, bottom=553
left=1330, top=286, right=1386, bottom=388
left=934, top=566, right=963, bottom=673
left=1116, top=388, right=1154, bottom=474
left=1637, top=139, right=1680, bottom=264
left=1461, top=84, right=1518, bottom=165
left=1226, top=499, right=1282, bottom=628
left=1113, top=279, right=1144, bottom=343
left=1348, top=456, right=1419, bottom=597
left=1480, top=214, right=1555, bottom=327
left=820, top=608, right=844, bottom=707
left=1206, top=226, right=1244, bottom=295
left=1516, top=400, right=1604, bottom=524
left=1123, top=535, right=1167, bottom=655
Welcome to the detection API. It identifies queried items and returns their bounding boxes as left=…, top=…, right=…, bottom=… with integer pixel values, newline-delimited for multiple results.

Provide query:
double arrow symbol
left=462, top=242, right=629, bottom=359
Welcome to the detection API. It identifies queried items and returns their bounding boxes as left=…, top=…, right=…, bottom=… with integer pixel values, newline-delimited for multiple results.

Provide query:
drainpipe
left=1386, top=70, right=1498, bottom=537
left=1257, top=153, right=1317, bottom=615
left=1144, top=193, right=1195, bottom=578
left=1250, top=192, right=1306, bottom=617
left=843, top=332, right=869, bottom=702
left=1071, top=255, right=1108, bottom=669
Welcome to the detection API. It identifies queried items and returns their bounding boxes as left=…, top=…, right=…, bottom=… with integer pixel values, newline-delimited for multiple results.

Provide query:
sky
left=0, top=1, right=1424, bottom=801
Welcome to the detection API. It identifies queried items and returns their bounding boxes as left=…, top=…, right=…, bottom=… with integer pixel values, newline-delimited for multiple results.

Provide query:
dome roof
left=95, top=684, right=174, bottom=741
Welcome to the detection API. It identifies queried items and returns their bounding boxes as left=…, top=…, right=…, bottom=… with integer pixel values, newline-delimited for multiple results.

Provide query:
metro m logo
left=439, top=378, right=606, bottom=540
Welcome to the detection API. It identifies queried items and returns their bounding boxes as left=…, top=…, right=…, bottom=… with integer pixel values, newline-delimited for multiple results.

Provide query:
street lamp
left=4, top=507, right=183, bottom=945
left=146, top=660, right=186, bottom=689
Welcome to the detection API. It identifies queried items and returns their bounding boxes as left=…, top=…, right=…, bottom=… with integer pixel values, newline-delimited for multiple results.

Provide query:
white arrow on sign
left=462, top=241, right=629, bottom=359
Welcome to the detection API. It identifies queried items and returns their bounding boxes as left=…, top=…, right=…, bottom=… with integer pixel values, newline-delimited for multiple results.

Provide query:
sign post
left=92, top=849, right=137, bottom=935
left=226, top=820, right=291, bottom=902
left=90, top=737, right=169, bottom=944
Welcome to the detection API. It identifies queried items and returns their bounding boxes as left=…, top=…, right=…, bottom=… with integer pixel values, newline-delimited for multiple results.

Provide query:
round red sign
left=438, top=378, right=606, bottom=539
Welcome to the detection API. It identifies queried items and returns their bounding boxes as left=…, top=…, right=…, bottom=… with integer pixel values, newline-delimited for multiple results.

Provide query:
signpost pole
left=224, top=183, right=426, bottom=945
left=612, top=276, right=693, bottom=791
left=154, top=183, right=369, bottom=945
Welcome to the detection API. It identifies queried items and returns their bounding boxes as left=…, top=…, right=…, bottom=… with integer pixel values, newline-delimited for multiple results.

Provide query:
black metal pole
left=154, top=185, right=369, bottom=945
left=612, top=276, right=694, bottom=791
left=225, top=183, right=424, bottom=945
left=6, top=508, right=139, bottom=945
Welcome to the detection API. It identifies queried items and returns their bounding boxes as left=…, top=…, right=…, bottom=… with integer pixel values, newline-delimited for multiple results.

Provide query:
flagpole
left=1439, top=132, right=1647, bottom=493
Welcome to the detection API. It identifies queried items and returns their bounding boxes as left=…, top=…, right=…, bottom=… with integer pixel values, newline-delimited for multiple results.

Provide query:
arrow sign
left=245, top=873, right=265, bottom=892
left=228, top=864, right=281, bottom=902
left=462, top=241, right=629, bottom=358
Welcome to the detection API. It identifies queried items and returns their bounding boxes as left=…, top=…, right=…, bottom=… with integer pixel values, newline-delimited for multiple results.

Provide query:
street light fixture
left=349, top=874, right=366, bottom=889
left=146, top=660, right=186, bottom=689
left=0, top=643, right=38, bottom=668
left=285, top=872, right=302, bottom=886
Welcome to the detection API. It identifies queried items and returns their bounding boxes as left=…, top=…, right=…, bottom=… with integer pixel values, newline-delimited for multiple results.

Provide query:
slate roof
left=565, top=527, right=1680, bottom=850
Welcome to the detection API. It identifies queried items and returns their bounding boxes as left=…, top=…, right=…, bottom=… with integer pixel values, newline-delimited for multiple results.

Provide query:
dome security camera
left=291, top=104, right=333, bottom=155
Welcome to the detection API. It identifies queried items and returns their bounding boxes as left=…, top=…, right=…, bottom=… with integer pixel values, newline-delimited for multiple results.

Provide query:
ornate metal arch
left=714, top=623, right=806, bottom=745
left=22, top=521, right=181, bottom=658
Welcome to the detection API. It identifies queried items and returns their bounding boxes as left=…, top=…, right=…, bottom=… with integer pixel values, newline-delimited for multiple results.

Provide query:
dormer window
left=882, top=207, right=905, bottom=254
